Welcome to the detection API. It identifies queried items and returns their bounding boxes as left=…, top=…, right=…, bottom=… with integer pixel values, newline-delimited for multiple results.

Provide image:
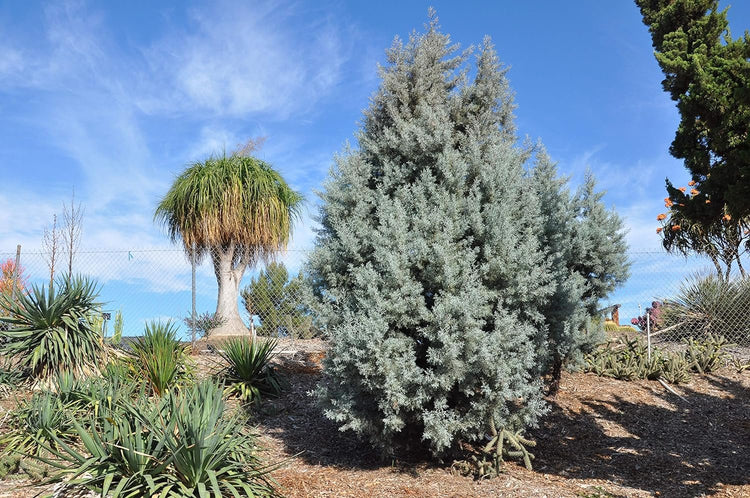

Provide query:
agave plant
left=217, top=337, right=284, bottom=403
left=130, top=320, right=193, bottom=396
left=0, top=276, right=103, bottom=382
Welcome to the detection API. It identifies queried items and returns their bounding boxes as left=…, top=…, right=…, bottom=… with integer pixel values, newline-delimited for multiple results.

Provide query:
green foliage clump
left=183, top=311, right=226, bottom=340
left=684, top=333, right=729, bottom=374
left=129, top=320, right=194, bottom=396
left=661, top=273, right=750, bottom=345
left=242, top=262, right=314, bottom=338
left=636, top=0, right=750, bottom=270
left=0, top=276, right=103, bottom=382
left=585, top=338, right=663, bottom=381
left=659, top=352, right=692, bottom=385
left=34, top=381, right=278, bottom=497
left=583, top=335, right=730, bottom=385
left=306, top=13, right=628, bottom=470
left=217, top=337, right=284, bottom=403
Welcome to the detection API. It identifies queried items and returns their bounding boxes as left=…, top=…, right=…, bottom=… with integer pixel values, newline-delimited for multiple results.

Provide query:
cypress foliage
left=307, top=14, right=628, bottom=459
left=530, top=150, right=630, bottom=390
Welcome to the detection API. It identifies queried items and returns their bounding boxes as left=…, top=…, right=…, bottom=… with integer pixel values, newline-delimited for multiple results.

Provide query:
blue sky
left=1, top=1, right=748, bottom=335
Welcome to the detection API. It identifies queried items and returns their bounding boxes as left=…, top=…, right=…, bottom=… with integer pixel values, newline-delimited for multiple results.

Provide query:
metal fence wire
left=0, top=247, right=748, bottom=348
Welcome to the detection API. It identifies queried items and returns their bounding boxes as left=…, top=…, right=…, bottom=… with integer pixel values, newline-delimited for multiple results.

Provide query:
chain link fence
left=609, top=251, right=749, bottom=351
left=0, top=246, right=748, bottom=349
left=0, top=246, right=317, bottom=344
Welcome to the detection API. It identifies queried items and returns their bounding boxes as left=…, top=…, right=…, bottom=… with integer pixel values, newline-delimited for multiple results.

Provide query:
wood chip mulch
left=0, top=345, right=748, bottom=497
left=255, top=351, right=750, bottom=498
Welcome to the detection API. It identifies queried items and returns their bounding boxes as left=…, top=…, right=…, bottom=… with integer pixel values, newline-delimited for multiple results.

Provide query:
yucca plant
left=130, top=320, right=193, bottom=396
left=217, top=337, right=283, bottom=403
left=0, top=391, right=79, bottom=458
left=38, top=393, right=174, bottom=496
left=0, top=276, right=103, bottom=382
left=37, top=382, right=278, bottom=497
left=163, top=381, right=278, bottom=496
left=661, top=273, right=750, bottom=345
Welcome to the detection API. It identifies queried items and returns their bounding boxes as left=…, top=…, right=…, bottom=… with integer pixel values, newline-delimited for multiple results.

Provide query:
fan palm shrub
left=217, top=337, right=283, bottom=403
left=0, top=276, right=103, bottom=382
left=155, top=153, right=303, bottom=337
left=130, top=321, right=193, bottom=396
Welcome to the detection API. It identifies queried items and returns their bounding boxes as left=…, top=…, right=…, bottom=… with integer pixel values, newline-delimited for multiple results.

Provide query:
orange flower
left=679, top=203, right=685, bottom=206
left=723, top=214, right=731, bottom=221
left=688, top=180, right=696, bottom=186
left=656, top=227, right=663, bottom=234
left=705, top=199, right=711, bottom=204
left=690, top=189, right=699, bottom=195
left=657, top=213, right=667, bottom=221
left=678, top=187, right=687, bottom=192
left=672, top=225, right=681, bottom=231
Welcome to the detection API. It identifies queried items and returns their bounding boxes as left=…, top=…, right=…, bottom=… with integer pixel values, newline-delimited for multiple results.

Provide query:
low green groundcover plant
left=584, top=334, right=731, bottom=385
left=16, top=381, right=278, bottom=497
left=217, top=337, right=284, bottom=403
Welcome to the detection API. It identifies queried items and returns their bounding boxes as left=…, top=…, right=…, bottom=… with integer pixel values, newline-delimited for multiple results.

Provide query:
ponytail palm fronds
left=0, top=276, right=103, bottom=381
left=154, top=154, right=303, bottom=264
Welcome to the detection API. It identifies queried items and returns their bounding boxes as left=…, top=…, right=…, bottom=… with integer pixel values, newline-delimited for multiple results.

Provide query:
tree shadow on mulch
left=531, top=374, right=750, bottom=497
left=253, top=369, right=385, bottom=470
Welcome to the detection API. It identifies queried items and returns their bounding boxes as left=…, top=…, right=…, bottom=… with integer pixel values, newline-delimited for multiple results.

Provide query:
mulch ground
left=255, top=351, right=750, bottom=498
left=0, top=346, right=748, bottom=497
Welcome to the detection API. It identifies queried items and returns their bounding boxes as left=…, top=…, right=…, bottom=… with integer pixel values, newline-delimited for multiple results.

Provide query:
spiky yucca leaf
left=0, top=276, right=103, bottom=382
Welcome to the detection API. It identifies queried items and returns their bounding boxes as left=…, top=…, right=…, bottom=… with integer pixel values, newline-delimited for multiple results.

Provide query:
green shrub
left=660, top=352, right=692, bottom=385
left=684, top=333, right=729, bottom=374
left=0, top=392, right=78, bottom=458
left=217, top=337, right=283, bottom=403
left=36, top=381, right=278, bottom=497
left=0, top=276, right=103, bottom=382
left=584, top=338, right=692, bottom=384
left=661, top=274, right=750, bottom=345
left=130, top=320, right=193, bottom=396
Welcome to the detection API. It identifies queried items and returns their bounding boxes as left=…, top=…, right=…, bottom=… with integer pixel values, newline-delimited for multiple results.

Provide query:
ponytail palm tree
left=156, top=154, right=303, bottom=337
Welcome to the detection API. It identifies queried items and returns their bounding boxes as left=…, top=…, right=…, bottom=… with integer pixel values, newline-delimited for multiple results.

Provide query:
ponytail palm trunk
left=213, top=243, right=250, bottom=336
left=156, top=154, right=302, bottom=338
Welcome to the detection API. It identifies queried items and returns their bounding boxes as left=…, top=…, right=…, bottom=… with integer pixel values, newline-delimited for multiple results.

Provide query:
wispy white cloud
left=138, top=1, right=347, bottom=119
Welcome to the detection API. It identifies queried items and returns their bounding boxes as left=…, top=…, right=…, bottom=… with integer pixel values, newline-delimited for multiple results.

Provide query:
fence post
left=646, top=308, right=651, bottom=361
left=191, top=243, right=197, bottom=351
left=10, top=245, right=21, bottom=303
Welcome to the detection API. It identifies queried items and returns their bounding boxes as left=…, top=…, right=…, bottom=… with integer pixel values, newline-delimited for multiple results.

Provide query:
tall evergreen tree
left=308, top=13, right=629, bottom=462
left=635, top=0, right=750, bottom=246
left=308, top=16, right=553, bottom=458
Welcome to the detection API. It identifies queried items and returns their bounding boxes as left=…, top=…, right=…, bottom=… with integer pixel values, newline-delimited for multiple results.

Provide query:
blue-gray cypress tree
left=308, top=16, right=552, bottom=458
left=307, top=14, right=628, bottom=461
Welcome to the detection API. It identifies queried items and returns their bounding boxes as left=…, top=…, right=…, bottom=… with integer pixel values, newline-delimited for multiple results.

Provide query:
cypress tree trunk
left=210, top=244, right=248, bottom=337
